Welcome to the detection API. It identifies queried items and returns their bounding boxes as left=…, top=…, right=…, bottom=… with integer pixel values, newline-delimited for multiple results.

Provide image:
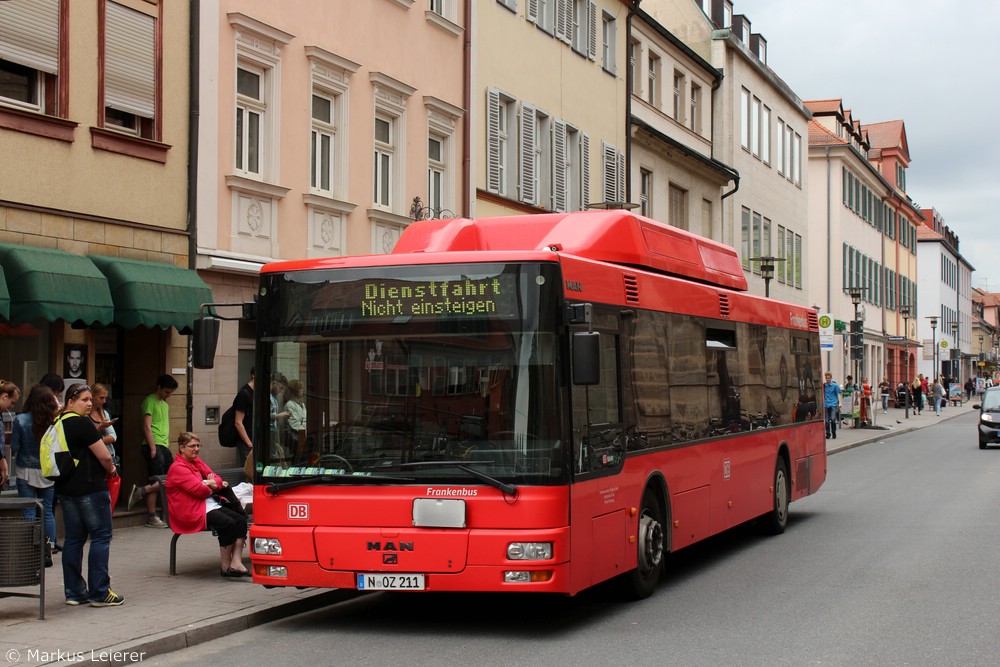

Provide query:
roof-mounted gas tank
left=392, top=210, right=748, bottom=291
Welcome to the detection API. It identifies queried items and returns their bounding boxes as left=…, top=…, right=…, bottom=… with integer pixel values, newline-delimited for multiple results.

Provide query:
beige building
left=474, top=0, right=628, bottom=217
left=192, top=1, right=466, bottom=462
left=627, top=4, right=737, bottom=238
left=645, top=0, right=813, bottom=306
left=0, top=0, right=208, bottom=489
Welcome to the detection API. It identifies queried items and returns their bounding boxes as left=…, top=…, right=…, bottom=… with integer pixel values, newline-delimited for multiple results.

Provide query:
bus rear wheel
left=760, top=457, right=789, bottom=535
left=620, top=489, right=664, bottom=599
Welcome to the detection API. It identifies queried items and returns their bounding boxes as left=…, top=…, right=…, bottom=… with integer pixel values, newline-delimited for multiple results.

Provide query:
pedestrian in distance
left=127, top=374, right=178, bottom=528
left=166, top=432, right=251, bottom=578
left=0, top=380, right=18, bottom=489
left=878, top=378, right=891, bottom=414
left=89, top=383, right=120, bottom=509
left=56, top=383, right=123, bottom=607
left=11, top=383, right=59, bottom=565
left=823, top=373, right=842, bottom=440
left=931, top=377, right=945, bottom=416
left=911, top=376, right=923, bottom=415
left=232, top=367, right=255, bottom=467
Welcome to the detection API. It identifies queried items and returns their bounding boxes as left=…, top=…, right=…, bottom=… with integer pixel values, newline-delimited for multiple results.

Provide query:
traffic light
left=849, top=320, right=863, bottom=360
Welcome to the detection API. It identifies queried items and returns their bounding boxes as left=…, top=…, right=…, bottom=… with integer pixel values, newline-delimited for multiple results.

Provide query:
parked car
left=972, top=386, right=1000, bottom=449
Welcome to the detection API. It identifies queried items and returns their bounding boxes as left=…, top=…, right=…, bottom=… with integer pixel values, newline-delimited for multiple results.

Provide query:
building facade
left=0, top=0, right=210, bottom=489
left=192, top=1, right=466, bottom=463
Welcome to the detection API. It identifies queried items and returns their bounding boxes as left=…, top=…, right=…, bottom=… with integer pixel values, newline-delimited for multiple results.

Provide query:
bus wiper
left=457, top=465, right=517, bottom=496
left=374, top=460, right=516, bottom=494
left=266, top=473, right=414, bottom=495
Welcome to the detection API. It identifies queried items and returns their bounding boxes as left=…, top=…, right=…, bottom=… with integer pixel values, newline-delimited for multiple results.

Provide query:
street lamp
left=951, top=321, right=960, bottom=384
left=929, top=316, right=938, bottom=382
left=847, top=287, right=864, bottom=426
left=900, top=305, right=911, bottom=419
left=748, top=256, right=786, bottom=298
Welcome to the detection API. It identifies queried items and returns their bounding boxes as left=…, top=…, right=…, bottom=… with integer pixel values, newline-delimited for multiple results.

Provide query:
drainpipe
left=462, top=0, right=472, bottom=217
left=185, top=0, right=200, bottom=433
left=825, top=145, right=832, bottom=374
left=625, top=2, right=637, bottom=204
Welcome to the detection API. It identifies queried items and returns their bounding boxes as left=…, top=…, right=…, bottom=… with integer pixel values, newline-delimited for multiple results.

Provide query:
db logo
left=288, top=503, right=309, bottom=520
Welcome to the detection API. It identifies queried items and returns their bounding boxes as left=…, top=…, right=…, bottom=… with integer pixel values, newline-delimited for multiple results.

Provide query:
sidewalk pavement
left=0, top=398, right=980, bottom=666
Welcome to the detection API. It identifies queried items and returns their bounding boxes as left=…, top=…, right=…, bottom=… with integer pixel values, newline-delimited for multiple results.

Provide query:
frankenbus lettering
left=360, top=278, right=503, bottom=318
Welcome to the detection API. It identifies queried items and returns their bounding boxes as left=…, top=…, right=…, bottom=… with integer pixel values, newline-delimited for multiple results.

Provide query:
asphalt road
left=146, top=412, right=999, bottom=667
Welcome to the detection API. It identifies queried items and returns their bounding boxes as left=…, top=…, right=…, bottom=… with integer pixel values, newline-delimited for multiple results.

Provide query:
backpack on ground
left=40, top=413, right=78, bottom=481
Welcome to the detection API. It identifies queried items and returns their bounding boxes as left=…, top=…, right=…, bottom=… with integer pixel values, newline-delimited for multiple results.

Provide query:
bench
left=153, top=467, right=249, bottom=575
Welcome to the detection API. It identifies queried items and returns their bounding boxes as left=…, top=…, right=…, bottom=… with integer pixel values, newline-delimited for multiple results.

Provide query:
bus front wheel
left=621, top=489, right=664, bottom=599
left=760, top=457, right=789, bottom=535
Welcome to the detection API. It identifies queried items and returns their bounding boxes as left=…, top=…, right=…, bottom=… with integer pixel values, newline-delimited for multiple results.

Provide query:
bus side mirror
left=572, top=331, right=601, bottom=385
left=192, top=317, right=221, bottom=369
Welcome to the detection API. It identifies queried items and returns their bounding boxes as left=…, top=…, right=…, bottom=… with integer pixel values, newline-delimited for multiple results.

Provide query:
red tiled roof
left=864, top=120, right=906, bottom=151
left=808, top=119, right=843, bottom=145
left=804, top=99, right=842, bottom=115
left=916, top=224, right=942, bottom=240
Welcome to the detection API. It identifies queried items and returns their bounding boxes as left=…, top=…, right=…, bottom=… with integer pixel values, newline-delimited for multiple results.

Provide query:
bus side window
left=571, top=332, right=622, bottom=474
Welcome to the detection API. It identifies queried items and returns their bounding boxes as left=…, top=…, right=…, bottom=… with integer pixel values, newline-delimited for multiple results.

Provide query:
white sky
left=734, top=0, right=1000, bottom=292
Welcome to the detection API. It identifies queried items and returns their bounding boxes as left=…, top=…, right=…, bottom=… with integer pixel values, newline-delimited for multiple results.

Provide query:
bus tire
left=760, top=457, right=789, bottom=535
left=620, top=489, right=665, bottom=599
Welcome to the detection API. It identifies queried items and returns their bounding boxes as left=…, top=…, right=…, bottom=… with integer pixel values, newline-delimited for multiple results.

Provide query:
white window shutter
left=105, top=2, right=156, bottom=118
left=617, top=150, right=626, bottom=204
left=587, top=1, right=598, bottom=61
left=0, top=0, right=59, bottom=74
left=486, top=89, right=501, bottom=194
left=555, top=0, right=571, bottom=44
left=602, top=142, right=617, bottom=203
left=553, top=120, right=567, bottom=212
left=581, top=133, right=590, bottom=209
left=526, top=0, right=539, bottom=24
left=520, top=104, right=537, bottom=205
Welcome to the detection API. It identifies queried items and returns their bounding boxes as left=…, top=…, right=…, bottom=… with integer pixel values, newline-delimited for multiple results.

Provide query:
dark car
left=973, top=386, right=1000, bottom=449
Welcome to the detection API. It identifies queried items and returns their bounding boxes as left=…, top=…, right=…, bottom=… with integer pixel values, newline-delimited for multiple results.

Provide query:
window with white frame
left=551, top=119, right=570, bottom=212
left=373, top=114, right=394, bottom=208
left=311, top=92, right=335, bottom=194
left=572, top=0, right=596, bottom=57
left=601, top=141, right=625, bottom=204
left=669, top=183, right=687, bottom=230
left=601, top=11, right=616, bottom=74
left=673, top=71, right=684, bottom=122
left=647, top=53, right=659, bottom=106
left=690, top=83, right=701, bottom=133
left=640, top=169, right=652, bottom=217
left=628, top=39, right=639, bottom=95
left=740, top=87, right=749, bottom=150
left=305, top=46, right=356, bottom=200
left=750, top=96, right=760, bottom=157
left=570, top=126, right=590, bottom=210
left=775, top=118, right=784, bottom=174
left=497, top=0, right=517, bottom=11
left=0, top=0, right=61, bottom=115
left=776, top=225, right=786, bottom=283
left=236, top=65, right=265, bottom=177
left=528, top=0, right=555, bottom=34
left=371, top=72, right=413, bottom=212
left=487, top=89, right=518, bottom=197
left=740, top=207, right=751, bottom=269
left=427, top=135, right=445, bottom=217
left=430, top=0, right=445, bottom=16
left=761, top=105, right=770, bottom=164
left=520, top=104, right=551, bottom=207
left=103, top=1, right=156, bottom=139
left=792, top=131, right=801, bottom=186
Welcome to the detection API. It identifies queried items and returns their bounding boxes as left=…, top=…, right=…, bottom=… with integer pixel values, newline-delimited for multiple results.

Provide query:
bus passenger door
left=568, top=329, right=627, bottom=589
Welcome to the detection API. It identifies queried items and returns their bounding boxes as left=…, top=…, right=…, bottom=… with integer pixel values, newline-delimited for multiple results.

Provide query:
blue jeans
left=825, top=406, right=838, bottom=436
left=59, top=490, right=113, bottom=603
left=16, top=478, right=56, bottom=546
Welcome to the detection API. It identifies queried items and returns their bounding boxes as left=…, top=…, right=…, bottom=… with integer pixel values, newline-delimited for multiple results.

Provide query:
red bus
left=219, top=210, right=825, bottom=598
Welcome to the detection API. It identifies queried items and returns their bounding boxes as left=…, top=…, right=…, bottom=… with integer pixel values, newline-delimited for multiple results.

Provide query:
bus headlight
left=253, top=537, right=283, bottom=555
left=507, top=542, right=552, bottom=560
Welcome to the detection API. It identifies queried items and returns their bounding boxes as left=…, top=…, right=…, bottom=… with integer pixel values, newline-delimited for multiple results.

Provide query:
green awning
left=0, top=243, right=114, bottom=326
left=89, top=255, right=212, bottom=334
left=0, top=265, right=9, bottom=321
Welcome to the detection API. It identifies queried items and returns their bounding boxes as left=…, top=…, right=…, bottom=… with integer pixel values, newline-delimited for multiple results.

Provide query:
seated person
left=166, top=432, right=251, bottom=577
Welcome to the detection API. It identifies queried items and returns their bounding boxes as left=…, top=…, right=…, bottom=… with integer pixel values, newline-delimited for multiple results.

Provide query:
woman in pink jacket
left=166, top=432, right=250, bottom=577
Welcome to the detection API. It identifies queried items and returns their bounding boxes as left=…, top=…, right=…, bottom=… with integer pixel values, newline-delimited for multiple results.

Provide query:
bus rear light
left=504, top=570, right=553, bottom=583
left=506, top=542, right=553, bottom=560
left=253, top=537, right=283, bottom=555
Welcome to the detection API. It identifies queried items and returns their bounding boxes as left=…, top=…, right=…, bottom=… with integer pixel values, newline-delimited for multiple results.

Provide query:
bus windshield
left=254, top=262, right=566, bottom=486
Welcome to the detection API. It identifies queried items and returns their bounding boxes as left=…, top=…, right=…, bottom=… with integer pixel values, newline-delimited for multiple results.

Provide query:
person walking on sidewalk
left=823, top=373, right=842, bottom=439
left=11, top=384, right=58, bottom=565
left=127, top=374, right=178, bottom=528
left=166, top=432, right=250, bottom=577
left=232, top=368, right=255, bottom=467
left=932, top=377, right=945, bottom=416
left=878, top=378, right=891, bottom=414
left=56, top=383, right=123, bottom=607
left=911, top=376, right=924, bottom=415
left=89, top=384, right=120, bottom=509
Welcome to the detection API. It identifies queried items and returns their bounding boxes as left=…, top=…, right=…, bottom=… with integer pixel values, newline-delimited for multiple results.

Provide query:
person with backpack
left=54, top=383, right=122, bottom=607
left=11, top=384, right=59, bottom=566
left=126, top=374, right=177, bottom=528
left=232, top=368, right=255, bottom=466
